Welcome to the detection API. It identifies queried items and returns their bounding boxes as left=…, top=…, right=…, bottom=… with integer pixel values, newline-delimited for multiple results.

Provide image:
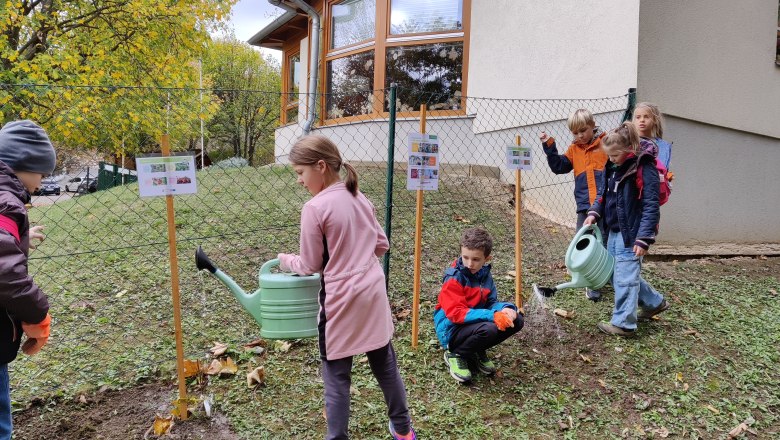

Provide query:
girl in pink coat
left=278, top=135, right=415, bottom=440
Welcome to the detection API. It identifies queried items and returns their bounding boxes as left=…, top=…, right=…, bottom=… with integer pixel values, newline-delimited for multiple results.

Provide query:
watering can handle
left=260, top=258, right=281, bottom=275
left=573, top=223, right=602, bottom=244
left=565, top=224, right=602, bottom=263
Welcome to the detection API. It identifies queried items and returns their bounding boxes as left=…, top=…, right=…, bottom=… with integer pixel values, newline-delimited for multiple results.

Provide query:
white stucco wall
left=657, top=117, right=780, bottom=244
left=468, top=0, right=639, bottom=100
left=638, top=0, right=780, bottom=247
left=638, top=0, right=780, bottom=138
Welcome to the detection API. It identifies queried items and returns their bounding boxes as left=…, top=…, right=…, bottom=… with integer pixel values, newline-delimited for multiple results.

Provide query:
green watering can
left=196, top=246, right=320, bottom=339
left=534, top=224, right=615, bottom=297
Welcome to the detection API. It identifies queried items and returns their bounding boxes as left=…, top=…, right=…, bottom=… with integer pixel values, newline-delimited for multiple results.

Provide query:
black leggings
left=448, top=315, right=524, bottom=356
left=322, top=342, right=410, bottom=439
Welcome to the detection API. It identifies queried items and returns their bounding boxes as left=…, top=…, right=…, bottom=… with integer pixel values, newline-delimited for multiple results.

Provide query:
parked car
left=76, top=178, right=97, bottom=194
left=64, top=176, right=85, bottom=192
left=33, top=177, right=61, bottom=196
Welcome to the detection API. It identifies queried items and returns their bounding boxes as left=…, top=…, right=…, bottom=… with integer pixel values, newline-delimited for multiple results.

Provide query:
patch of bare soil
left=14, top=383, right=239, bottom=440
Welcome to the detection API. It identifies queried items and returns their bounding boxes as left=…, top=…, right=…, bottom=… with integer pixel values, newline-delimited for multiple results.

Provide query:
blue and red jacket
left=433, top=258, right=516, bottom=349
left=542, top=128, right=607, bottom=212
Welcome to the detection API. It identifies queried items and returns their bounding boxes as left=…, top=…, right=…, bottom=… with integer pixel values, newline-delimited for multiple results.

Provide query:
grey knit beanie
left=0, top=120, right=57, bottom=174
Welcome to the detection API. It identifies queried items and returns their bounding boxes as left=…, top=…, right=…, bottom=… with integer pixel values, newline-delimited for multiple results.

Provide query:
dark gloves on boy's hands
left=493, top=311, right=514, bottom=331
left=22, top=313, right=51, bottom=355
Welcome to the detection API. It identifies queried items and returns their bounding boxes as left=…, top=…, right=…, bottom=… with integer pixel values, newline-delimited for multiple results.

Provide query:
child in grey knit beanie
left=0, top=120, right=57, bottom=175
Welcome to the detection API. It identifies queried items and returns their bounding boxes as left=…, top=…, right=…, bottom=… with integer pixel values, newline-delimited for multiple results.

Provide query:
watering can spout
left=196, top=246, right=217, bottom=273
left=195, top=246, right=254, bottom=309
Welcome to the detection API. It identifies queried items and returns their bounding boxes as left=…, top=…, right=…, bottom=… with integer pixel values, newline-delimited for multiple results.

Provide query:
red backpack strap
left=636, top=165, right=644, bottom=200
left=0, top=214, right=20, bottom=242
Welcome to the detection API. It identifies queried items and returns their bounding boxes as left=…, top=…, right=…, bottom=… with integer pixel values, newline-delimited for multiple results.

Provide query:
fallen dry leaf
left=246, top=366, right=266, bottom=388
left=506, top=270, right=517, bottom=278
left=655, top=427, right=670, bottom=438
left=579, top=353, right=592, bottom=363
left=275, top=341, right=292, bottom=353
left=153, top=414, right=174, bottom=436
left=683, top=329, right=700, bottom=337
left=705, top=404, right=719, bottom=414
left=395, top=309, right=411, bottom=319
left=219, top=357, right=238, bottom=375
left=553, top=308, right=576, bottom=319
left=204, top=359, right=222, bottom=375
left=243, top=338, right=266, bottom=348
left=598, top=379, right=607, bottom=388
left=78, top=394, right=87, bottom=404
left=209, top=342, right=228, bottom=357
left=769, top=289, right=777, bottom=296
left=182, top=359, right=201, bottom=378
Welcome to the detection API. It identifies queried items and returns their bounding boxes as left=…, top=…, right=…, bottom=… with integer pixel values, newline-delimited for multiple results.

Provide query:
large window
left=322, top=0, right=469, bottom=122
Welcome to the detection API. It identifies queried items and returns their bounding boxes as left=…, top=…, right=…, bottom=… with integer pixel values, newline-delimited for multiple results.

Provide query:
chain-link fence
left=0, top=84, right=631, bottom=405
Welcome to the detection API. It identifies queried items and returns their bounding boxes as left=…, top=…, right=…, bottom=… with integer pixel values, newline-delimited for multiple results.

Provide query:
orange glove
left=493, top=311, right=514, bottom=331
left=21, top=313, right=51, bottom=356
left=667, top=171, right=675, bottom=182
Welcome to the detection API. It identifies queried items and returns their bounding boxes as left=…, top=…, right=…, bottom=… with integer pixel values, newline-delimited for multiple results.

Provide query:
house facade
left=249, top=0, right=639, bottom=229
left=637, top=0, right=780, bottom=249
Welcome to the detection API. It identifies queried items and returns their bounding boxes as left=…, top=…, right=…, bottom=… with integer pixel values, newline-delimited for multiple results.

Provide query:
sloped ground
left=14, top=255, right=780, bottom=439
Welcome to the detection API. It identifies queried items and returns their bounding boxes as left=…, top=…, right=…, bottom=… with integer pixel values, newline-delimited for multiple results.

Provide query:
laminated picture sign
left=506, top=144, right=533, bottom=171
left=407, top=133, right=440, bottom=191
left=137, top=155, right=197, bottom=197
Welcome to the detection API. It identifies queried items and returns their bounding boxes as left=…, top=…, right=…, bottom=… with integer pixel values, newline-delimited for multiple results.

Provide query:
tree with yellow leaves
left=0, top=0, right=234, bottom=154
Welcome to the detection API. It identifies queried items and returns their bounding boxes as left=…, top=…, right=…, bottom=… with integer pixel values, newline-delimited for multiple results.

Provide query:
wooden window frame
left=281, top=49, right=302, bottom=125
left=319, top=0, right=470, bottom=126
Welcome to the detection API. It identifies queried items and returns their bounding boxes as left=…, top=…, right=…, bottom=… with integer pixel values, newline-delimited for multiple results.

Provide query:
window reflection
left=390, top=0, right=462, bottom=35
left=385, top=43, right=463, bottom=112
left=331, top=0, right=376, bottom=49
left=326, top=51, right=375, bottom=119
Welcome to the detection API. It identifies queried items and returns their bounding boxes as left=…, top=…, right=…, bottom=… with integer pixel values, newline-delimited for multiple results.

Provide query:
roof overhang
left=246, top=8, right=309, bottom=50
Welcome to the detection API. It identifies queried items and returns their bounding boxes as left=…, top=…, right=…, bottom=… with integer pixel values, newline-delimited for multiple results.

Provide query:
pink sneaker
left=389, top=420, right=417, bottom=440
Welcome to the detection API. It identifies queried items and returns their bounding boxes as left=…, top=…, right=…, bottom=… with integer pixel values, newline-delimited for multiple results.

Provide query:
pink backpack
left=636, top=138, right=672, bottom=206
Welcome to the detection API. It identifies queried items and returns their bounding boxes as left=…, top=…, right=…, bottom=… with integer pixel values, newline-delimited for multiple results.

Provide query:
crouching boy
left=433, top=228, right=523, bottom=383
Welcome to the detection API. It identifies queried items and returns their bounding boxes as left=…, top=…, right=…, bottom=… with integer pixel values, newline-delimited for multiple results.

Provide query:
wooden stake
left=514, top=135, right=523, bottom=311
left=161, top=134, right=188, bottom=420
left=411, top=104, right=427, bottom=349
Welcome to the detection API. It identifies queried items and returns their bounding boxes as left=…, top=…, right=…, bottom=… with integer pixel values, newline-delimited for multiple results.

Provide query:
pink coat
left=278, top=182, right=394, bottom=360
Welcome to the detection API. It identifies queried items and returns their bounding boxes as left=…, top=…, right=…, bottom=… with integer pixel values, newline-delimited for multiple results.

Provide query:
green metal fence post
left=383, top=84, right=397, bottom=285
left=622, top=87, right=637, bottom=122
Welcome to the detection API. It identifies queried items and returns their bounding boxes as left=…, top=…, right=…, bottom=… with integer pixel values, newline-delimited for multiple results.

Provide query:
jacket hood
left=0, top=161, right=30, bottom=204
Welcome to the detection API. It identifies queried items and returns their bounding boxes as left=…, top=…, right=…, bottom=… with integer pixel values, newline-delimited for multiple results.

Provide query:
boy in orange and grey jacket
left=539, top=108, right=607, bottom=301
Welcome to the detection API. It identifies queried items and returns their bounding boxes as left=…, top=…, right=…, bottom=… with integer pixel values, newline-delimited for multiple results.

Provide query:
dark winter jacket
left=0, top=161, right=49, bottom=365
left=587, top=152, right=660, bottom=250
left=433, top=258, right=516, bottom=349
left=542, top=128, right=608, bottom=212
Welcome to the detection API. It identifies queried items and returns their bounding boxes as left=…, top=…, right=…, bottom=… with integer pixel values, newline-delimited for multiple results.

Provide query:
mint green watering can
left=196, top=246, right=320, bottom=339
left=534, top=224, right=615, bottom=297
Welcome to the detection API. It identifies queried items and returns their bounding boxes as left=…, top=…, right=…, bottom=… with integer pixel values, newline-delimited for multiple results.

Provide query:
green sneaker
left=474, top=351, right=497, bottom=375
left=444, top=351, right=472, bottom=382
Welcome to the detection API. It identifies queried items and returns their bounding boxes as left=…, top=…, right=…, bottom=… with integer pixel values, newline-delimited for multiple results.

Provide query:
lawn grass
left=15, top=165, right=780, bottom=439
